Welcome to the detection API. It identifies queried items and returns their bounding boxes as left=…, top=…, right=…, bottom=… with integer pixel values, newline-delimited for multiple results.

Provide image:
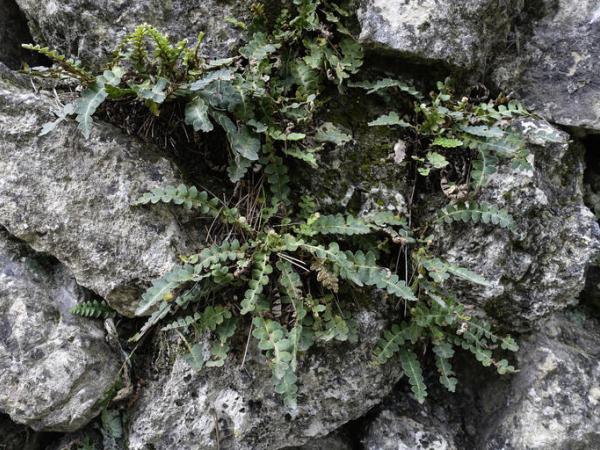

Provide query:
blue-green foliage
left=27, top=0, right=521, bottom=408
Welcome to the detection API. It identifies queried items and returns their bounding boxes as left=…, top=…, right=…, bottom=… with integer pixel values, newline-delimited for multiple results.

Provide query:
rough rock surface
left=14, top=0, right=249, bottom=67
left=0, top=72, right=192, bottom=316
left=287, top=430, right=353, bottom=450
left=357, top=0, right=517, bottom=69
left=438, top=119, right=600, bottom=330
left=127, top=310, right=401, bottom=450
left=0, top=228, right=120, bottom=432
left=493, top=0, right=600, bottom=131
left=362, top=388, right=462, bottom=450
left=476, top=311, right=600, bottom=449
left=301, top=95, right=410, bottom=213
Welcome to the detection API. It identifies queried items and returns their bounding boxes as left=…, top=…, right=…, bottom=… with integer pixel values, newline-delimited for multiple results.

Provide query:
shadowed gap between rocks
left=580, top=133, right=600, bottom=316
left=0, top=0, right=49, bottom=69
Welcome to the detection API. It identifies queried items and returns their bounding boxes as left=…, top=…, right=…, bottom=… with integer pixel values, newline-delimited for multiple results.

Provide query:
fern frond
left=69, top=300, right=116, bottom=319
left=435, top=355, right=458, bottom=392
left=305, top=213, right=372, bottom=236
left=372, top=323, right=406, bottom=365
left=470, top=149, right=498, bottom=190
left=436, top=202, right=514, bottom=229
left=134, top=185, right=252, bottom=231
left=240, top=252, right=272, bottom=314
left=349, top=78, right=422, bottom=98
left=264, top=154, right=291, bottom=207
left=135, top=265, right=195, bottom=316
left=399, top=348, right=427, bottom=403
left=252, top=317, right=298, bottom=408
left=22, top=44, right=94, bottom=83
left=74, top=82, right=108, bottom=139
left=162, top=305, right=232, bottom=332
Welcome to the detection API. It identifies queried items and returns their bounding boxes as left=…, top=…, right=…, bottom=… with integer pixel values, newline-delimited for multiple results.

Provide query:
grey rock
left=362, top=388, right=462, bottom=450
left=302, top=95, right=410, bottom=213
left=0, top=73, right=192, bottom=316
left=437, top=118, right=600, bottom=330
left=357, top=0, right=518, bottom=69
left=477, top=311, right=600, bottom=449
left=127, top=309, right=402, bottom=450
left=0, top=228, right=120, bottom=432
left=493, top=0, right=600, bottom=131
left=14, top=0, right=249, bottom=68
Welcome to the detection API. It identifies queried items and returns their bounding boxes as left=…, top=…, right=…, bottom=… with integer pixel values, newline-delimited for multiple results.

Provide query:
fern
left=22, top=44, right=94, bottom=82
left=135, top=265, right=195, bottom=316
left=252, top=317, right=298, bottom=408
left=399, top=348, right=427, bottom=403
left=70, top=300, right=116, bottom=319
left=372, top=323, right=406, bottom=365
left=436, top=202, right=515, bottom=229
left=75, top=82, right=108, bottom=139
left=240, top=252, right=272, bottom=315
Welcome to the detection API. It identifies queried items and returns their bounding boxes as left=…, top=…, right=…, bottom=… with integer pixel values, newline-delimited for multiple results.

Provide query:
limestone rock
left=436, top=119, right=600, bottom=330
left=127, top=309, right=401, bottom=450
left=477, top=311, right=600, bottom=449
left=0, top=71, right=192, bottom=316
left=362, top=388, right=462, bottom=450
left=357, top=0, right=518, bottom=69
left=0, top=228, right=120, bottom=432
left=14, top=0, right=249, bottom=68
left=493, top=0, right=600, bottom=131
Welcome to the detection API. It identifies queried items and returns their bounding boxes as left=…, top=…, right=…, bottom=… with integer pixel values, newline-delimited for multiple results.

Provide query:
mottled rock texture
left=14, top=0, right=249, bottom=68
left=127, top=310, right=401, bottom=450
left=0, top=228, right=120, bottom=432
left=358, top=0, right=518, bottom=69
left=476, top=311, right=600, bottom=449
left=437, top=119, right=600, bottom=330
left=362, top=390, right=462, bottom=450
left=494, top=0, right=600, bottom=131
left=0, top=73, right=192, bottom=316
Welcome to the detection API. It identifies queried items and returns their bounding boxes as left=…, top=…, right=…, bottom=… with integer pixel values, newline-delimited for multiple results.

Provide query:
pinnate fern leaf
left=70, top=300, right=116, bottom=319
left=399, top=348, right=427, bottom=403
left=75, top=82, right=108, bottom=138
left=133, top=184, right=219, bottom=213
left=372, top=323, right=405, bottom=365
left=135, top=265, right=194, bottom=316
left=436, top=202, right=514, bottom=229
left=240, top=252, right=272, bottom=315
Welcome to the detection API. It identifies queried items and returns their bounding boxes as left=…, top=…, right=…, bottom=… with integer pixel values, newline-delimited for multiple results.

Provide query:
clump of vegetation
left=26, top=0, right=528, bottom=408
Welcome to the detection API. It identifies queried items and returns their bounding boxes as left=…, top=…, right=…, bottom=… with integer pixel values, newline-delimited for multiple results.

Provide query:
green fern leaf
left=133, top=184, right=219, bottom=213
left=314, top=122, right=352, bottom=145
left=135, top=265, right=194, bottom=315
left=372, top=323, right=405, bottom=364
left=435, top=355, right=458, bottom=392
left=189, top=68, right=235, bottom=91
left=470, top=149, right=498, bottom=189
left=432, top=137, right=463, bottom=148
left=75, top=82, right=107, bottom=138
left=436, top=202, right=514, bottom=229
left=308, top=214, right=372, bottom=236
left=399, top=348, right=427, bottom=403
left=349, top=78, right=422, bottom=98
left=240, top=252, right=272, bottom=315
left=185, top=97, right=213, bottom=132
left=69, top=300, right=116, bottom=319
left=368, top=112, right=410, bottom=127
